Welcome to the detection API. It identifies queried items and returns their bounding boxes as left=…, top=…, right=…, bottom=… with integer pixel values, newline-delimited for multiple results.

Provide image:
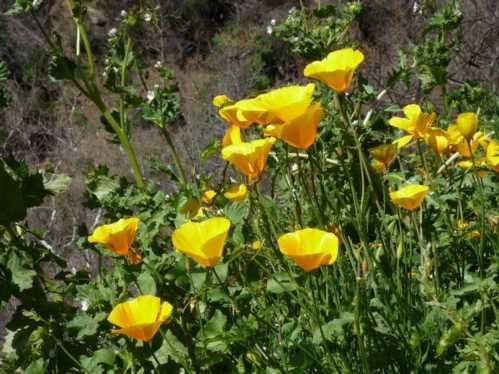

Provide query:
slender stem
left=160, top=127, right=188, bottom=187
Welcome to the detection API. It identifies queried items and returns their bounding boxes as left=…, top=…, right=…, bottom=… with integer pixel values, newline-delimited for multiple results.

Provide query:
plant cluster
left=1, top=0, right=498, bottom=373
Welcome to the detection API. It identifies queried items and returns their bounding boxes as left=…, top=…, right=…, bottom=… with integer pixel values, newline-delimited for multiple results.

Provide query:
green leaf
left=25, top=358, right=47, bottom=374
left=80, top=349, right=116, bottom=372
left=137, top=272, right=157, bottom=295
left=224, top=202, right=248, bottom=226
left=67, top=312, right=107, bottom=340
left=43, top=172, right=72, bottom=194
left=313, top=312, right=354, bottom=344
left=266, top=272, right=297, bottom=294
left=7, top=253, right=36, bottom=291
left=155, top=330, right=189, bottom=365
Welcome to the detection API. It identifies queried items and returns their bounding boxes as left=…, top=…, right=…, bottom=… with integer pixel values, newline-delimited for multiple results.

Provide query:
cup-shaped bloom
left=449, top=127, right=489, bottom=158
left=88, top=217, right=140, bottom=256
left=389, top=104, right=436, bottom=148
left=224, top=184, right=248, bottom=202
left=172, top=217, right=231, bottom=268
left=202, top=190, right=217, bottom=205
left=304, top=48, right=364, bottom=93
left=222, top=126, right=243, bottom=146
left=264, top=102, right=323, bottom=149
left=107, top=295, right=173, bottom=342
left=221, top=138, right=276, bottom=181
left=455, top=112, right=478, bottom=140
left=424, top=128, right=450, bottom=155
left=486, top=139, right=499, bottom=172
left=219, top=101, right=253, bottom=128
left=389, top=185, right=429, bottom=211
left=251, top=84, right=316, bottom=124
left=278, top=228, right=339, bottom=272
left=368, top=144, right=397, bottom=172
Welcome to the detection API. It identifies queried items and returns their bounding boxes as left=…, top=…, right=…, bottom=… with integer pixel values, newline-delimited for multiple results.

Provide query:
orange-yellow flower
left=222, top=126, right=243, bottom=146
left=485, top=139, right=499, bottom=172
left=389, top=104, right=436, bottom=148
left=368, top=144, right=397, bottom=172
left=224, top=184, right=248, bottom=202
left=278, top=228, right=339, bottom=272
left=218, top=100, right=253, bottom=128
left=221, top=138, right=276, bottom=181
left=449, top=129, right=489, bottom=158
left=304, top=48, right=364, bottom=93
left=172, top=217, right=231, bottom=268
left=424, top=128, right=451, bottom=155
left=201, top=190, right=217, bottom=205
left=107, top=295, right=173, bottom=342
left=251, top=240, right=262, bottom=251
left=264, top=102, right=323, bottom=149
left=88, top=217, right=140, bottom=256
left=455, top=112, right=478, bottom=141
left=389, top=184, right=430, bottom=211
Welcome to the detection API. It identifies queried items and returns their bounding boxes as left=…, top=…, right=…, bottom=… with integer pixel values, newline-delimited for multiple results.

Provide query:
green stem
left=160, top=127, right=188, bottom=187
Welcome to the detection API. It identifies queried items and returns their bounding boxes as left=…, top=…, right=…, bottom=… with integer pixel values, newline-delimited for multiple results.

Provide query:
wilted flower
left=368, top=144, right=397, bottom=172
left=222, top=138, right=276, bottom=181
left=107, top=295, right=173, bottom=342
left=224, top=184, right=248, bottom=202
left=389, top=104, right=436, bottom=148
left=278, top=228, right=339, bottom=272
left=264, top=102, right=323, bottom=149
left=389, top=184, right=430, bottom=211
left=304, top=48, right=364, bottom=93
left=172, top=217, right=231, bottom=268
left=88, top=217, right=140, bottom=258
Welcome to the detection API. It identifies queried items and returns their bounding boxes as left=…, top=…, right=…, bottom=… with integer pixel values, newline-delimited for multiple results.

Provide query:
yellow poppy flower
left=250, top=84, right=316, bottom=124
left=304, top=48, right=364, bottom=93
left=222, top=126, right=243, bottom=146
left=389, top=184, right=430, bottom=211
left=107, top=295, right=173, bottom=342
left=221, top=138, right=276, bottom=182
left=212, top=95, right=230, bottom=108
left=201, top=190, right=217, bottom=205
left=451, top=131, right=489, bottom=158
left=389, top=104, right=436, bottom=148
left=224, top=184, right=248, bottom=202
left=485, top=139, right=499, bottom=172
left=219, top=101, right=253, bottom=128
left=455, top=112, right=478, bottom=141
left=88, top=217, right=140, bottom=256
left=368, top=144, right=397, bottom=172
left=172, top=217, right=231, bottom=268
left=277, top=228, right=339, bottom=272
left=264, top=102, right=323, bottom=149
left=424, top=128, right=450, bottom=155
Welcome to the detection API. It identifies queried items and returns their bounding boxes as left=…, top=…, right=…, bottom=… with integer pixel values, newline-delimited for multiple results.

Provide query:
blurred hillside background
left=0, top=0, right=498, bottom=263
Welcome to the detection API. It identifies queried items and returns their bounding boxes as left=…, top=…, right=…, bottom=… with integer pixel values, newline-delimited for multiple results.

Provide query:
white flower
left=154, top=61, right=162, bottom=69
left=108, top=28, right=117, bottom=37
left=266, top=26, right=273, bottom=35
left=288, top=7, right=296, bottom=14
left=291, top=36, right=299, bottom=43
left=70, top=266, right=77, bottom=275
left=270, top=19, right=276, bottom=26
left=412, top=1, right=419, bottom=14
left=33, top=0, right=43, bottom=8
left=143, top=12, right=152, bottom=22
left=147, top=91, right=155, bottom=103
left=120, top=10, right=127, bottom=17
left=80, top=299, right=89, bottom=311
left=153, top=83, right=160, bottom=90
left=291, top=163, right=298, bottom=172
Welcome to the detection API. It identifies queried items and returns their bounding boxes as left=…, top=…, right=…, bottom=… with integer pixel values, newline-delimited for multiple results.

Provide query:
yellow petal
left=224, top=184, right=248, bottom=202
left=392, top=135, right=414, bottom=149
left=486, top=140, right=499, bottom=170
left=388, top=104, right=435, bottom=139
left=424, top=128, right=450, bottom=155
left=368, top=144, right=397, bottom=170
left=201, top=190, right=217, bottom=205
left=389, top=184, right=430, bottom=211
left=263, top=102, right=323, bottom=149
left=222, top=126, right=243, bottom=146
left=278, top=228, right=339, bottom=272
left=172, top=217, right=231, bottom=268
left=88, top=217, right=140, bottom=256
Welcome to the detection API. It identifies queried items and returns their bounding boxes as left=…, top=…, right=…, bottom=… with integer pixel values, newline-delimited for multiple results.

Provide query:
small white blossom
left=291, top=36, right=299, bottom=43
left=270, top=19, right=276, bottom=26
left=112, top=66, right=119, bottom=73
left=153, top=83, right=160, bottom=90
left=154, top=61, right=162, bottom=69
left=412, top=1, right=419, bottom=14
left=33, top=0, right=43, bottom=8
left=143, top=12, right=152, bottom=23
left=147, top=91, right=155, bottom=103
left=108, top=28, right=117, bottom=37
left=120, top=10, right=127, bottom=17
left=70, top=266, right=77, bottom=275
left=266, top=26, right=273, bottom=35
left=288, top=7, right=296, bottom=14
left=454, top=8, right=462, bottom=17
left=291, top=163, right=298, bottom=172
left=80, top=299, right=89, bottom=311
